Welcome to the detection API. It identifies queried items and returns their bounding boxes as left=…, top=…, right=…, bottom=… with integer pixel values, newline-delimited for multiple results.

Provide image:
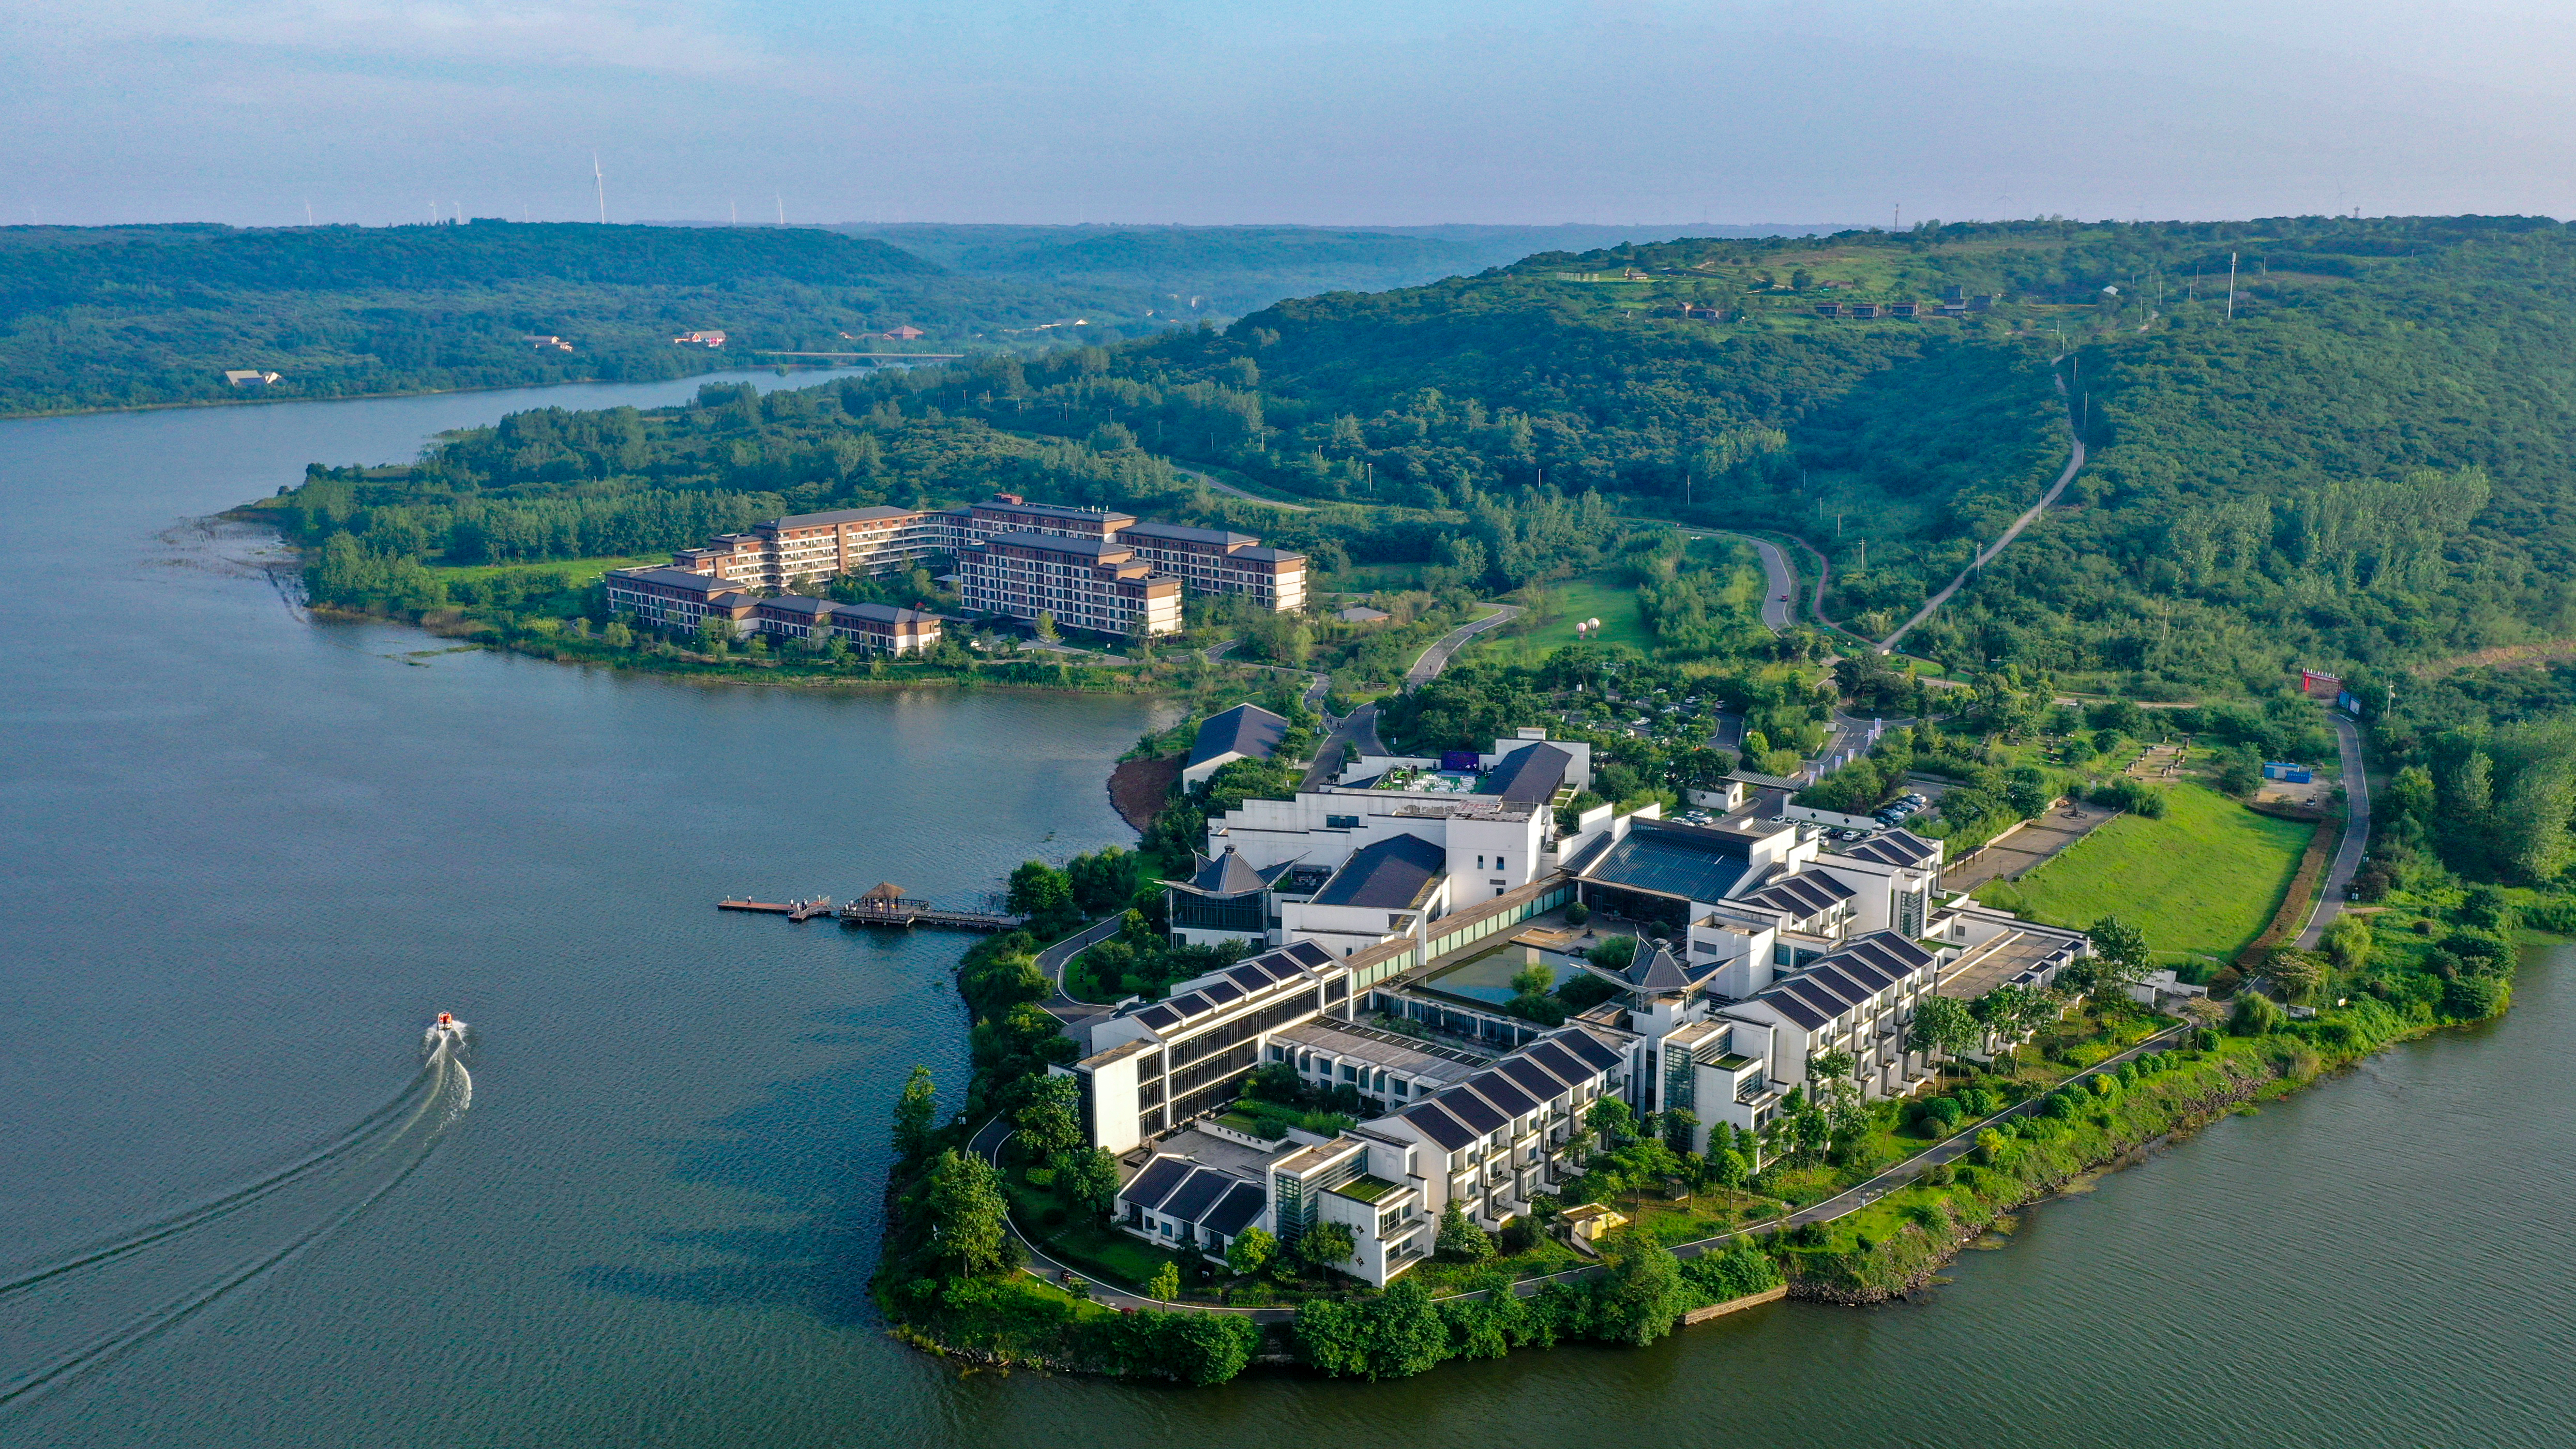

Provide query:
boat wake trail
left=0, top=1025, right=474, bottom=1409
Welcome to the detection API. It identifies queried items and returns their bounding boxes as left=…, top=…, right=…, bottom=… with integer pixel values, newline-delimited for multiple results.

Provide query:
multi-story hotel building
left=647, top=493, right=1304, bottom=638
left=955, top=532, right=1184, bottom=637
left=671, top=505, right=954, bottom=590
left=1114, top=521, right=1307, bottom=612
left=604, top=567, right=940, bottom=654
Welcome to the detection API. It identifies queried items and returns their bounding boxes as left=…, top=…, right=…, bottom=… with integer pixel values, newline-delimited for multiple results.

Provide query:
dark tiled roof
left=1399, top=1100, right=1476, bottom=1151
left=1203, top=1181, right=1269, bottom=1237
left=1158, top=1167, right=1234, bottom=1225
left=609, top=566, right=737, bottom=594
left=1183, top=848, right=1270, bottom=896
left=1476, top=743, right=1572, bottom=804
left=755, top=594, right=835, bottom=617
left=1550, top=1028, right=1626, bottom=1073
left=1187, top=703, right=1291, bottom=770
left=1232, top=547, right=1305, bottom=562
left=978, top=531, right=1127, bottom=559
left=833, top=601, right=939, bottom=625
left=1756, top=987, right=1831, bottom=1030
left=1496, top=1056, right=1565, bottom=1100
left=1310, top=833, right=1447, bottom=910
left=1738, top=871, right=1856, bottom=917
left=1839, top=829, right=1941, bottom=867
left=1122, top=1156, right=1190, bottom=1210
left=1522, top=1040, right=1590, bottom=1084
left=1118, top=521, right=1258, bottom=547
left=1461, top=1072, right=1539, bottom=1119
left=1620, top=941, right=1709, bottom=993
left=1437, top=1089, right=1507, bottom=1136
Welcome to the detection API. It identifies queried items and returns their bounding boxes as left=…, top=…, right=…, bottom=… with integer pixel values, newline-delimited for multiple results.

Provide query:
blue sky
left=7, top=1, right=2571, bottom=227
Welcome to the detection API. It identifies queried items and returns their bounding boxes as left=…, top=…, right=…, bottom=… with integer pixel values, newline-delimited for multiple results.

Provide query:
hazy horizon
left=6, top=1, right=2572, bottom=229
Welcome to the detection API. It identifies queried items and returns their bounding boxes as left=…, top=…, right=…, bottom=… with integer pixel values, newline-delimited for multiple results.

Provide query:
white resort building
left=1068, top=724, right=2095, bottom=1286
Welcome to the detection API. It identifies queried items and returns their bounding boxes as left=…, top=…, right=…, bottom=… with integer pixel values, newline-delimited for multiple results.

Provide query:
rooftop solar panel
left=1497, top=1057, right=1563, bottom=1100
left=1122, top=1156, right=1190, bottom=1210
left=1463, top=1073, right=1538, bottom=1119
left=1402, top=1101, right=1475, bottom=1151
left=1554, top=1029, right=1625, bottom=1073
left=1438, top=1090, right=1507, bottom=1136
left=1159, top=1167, right=1233, bottom=1225
left=1523, top=1041, right=1589, bottom=1082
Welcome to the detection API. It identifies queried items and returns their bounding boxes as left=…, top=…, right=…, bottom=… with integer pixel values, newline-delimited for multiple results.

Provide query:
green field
left=1986, top=781, right=2315, bottom=960
left=1472, top=573, right=1654, bottom=666
left=425, top=553, right=665, bottom=585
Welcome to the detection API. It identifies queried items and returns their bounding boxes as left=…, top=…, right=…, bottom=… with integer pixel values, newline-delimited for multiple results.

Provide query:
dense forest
left=0, top=219, right=1801, bottom=418
left=832, top=215, right=2576, bottom=700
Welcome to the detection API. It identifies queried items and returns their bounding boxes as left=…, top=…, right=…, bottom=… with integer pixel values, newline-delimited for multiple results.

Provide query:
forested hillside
left=0, top=221, right=1126, bottom=415
left=840, top=222, right=1819, bottom=319
left=841, top=216, right=2576, bottom=698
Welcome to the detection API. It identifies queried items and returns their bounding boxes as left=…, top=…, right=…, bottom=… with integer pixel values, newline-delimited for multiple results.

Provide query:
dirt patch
left=2411, top=640, right=2576, bottom=681
left=1942, top=805, right=2117, bottom=893
left=1108, top=756, right=1183, bottom=834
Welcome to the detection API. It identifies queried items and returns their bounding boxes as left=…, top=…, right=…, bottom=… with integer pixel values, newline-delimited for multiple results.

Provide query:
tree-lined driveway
left=2297, top=713, right=2371, bottom=949
left=1407, top=602, right=1523, bottom=686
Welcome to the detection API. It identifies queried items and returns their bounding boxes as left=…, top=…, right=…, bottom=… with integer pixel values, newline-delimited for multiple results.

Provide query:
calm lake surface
left=4, top=378, right=2572, bottom=1448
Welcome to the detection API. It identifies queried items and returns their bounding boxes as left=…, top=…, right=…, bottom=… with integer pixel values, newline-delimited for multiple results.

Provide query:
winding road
left=2296, top=713, right=2371, bottom=949
left=1878, top=369, right=2088, bottom=655
left=1406, top=602, right=1525, bottom=686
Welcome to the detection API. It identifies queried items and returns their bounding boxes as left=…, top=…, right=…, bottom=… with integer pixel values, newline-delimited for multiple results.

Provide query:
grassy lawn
left=1476, top=573, right=1653, bottom=666
left=425, top=553, right=665, bottom=585
left=1986, top=780, right=2314, bottom=959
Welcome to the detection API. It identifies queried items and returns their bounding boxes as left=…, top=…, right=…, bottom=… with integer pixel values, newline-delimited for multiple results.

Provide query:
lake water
left=4, top=378, right=2572, bottom=1448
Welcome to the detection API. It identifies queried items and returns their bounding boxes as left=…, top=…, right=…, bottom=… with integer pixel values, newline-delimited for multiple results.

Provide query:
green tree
left=1299, top=1220, right=1358, bottom=1274
left=2086, top=915, right=2154, bottom=991
left=1907, top=993, right=1982, bottom=1062
left=2318, top=913, right=2373, bottom=974
left=1006, top=859, right=1074, bottom=920
left=1146, top=1260, right=1182, bottom=1302
left=892, top=1064, right=939, bottom=1163
left=1294, top=1279, right=1448, bottom=1379
left=1586, top=934, right=1637, bottom=972
left=2258, top=948, right=2326, bottom=1004
left=1034, top=610, right=1060, bottom=642
left=1661, top=1106, right=1698, bottom=1155
left=1014, top=1072, right=1083, bottom=1163
left=1590, top=1231, right=1688, bottom=1346
left=1585, top=1095, right=1636, bottom=1145
left=924, top=1150, right=1010, bottom=1277
left=1435, top=1200, right=1496, bottom=1263
left=1063, top=1147, right=1121, bottom=1221
left=1225, top=1225, right=1276, bottom=1276
left=2229, top=990, right=2283, bottom=1036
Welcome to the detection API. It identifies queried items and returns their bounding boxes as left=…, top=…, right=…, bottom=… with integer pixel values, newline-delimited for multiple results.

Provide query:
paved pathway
left=2297, top=713, right=2371, bottom=949
left=1684, top=530, right=1794, bottom=632
left=1300, top=702, right=1376, bottom=793
left=1879, top=370, right=2086, bottom=654
left=1406, top=602, right=1524, bottom=686
left=1034, top=915, right=1126, bottom=1029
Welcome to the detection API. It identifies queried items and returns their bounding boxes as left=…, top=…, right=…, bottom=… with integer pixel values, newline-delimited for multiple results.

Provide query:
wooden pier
left=718, top=896, right=835, bottom=920
left=719, top=884, right=1021, bottom=932
left=835, top=882, right=1023, bottom=932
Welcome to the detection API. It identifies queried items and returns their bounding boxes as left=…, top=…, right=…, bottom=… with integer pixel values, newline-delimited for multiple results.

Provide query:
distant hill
left=837, top=222, right=1841, bottom=318
left=0, top=221, right=1115, bottom=416
left=815, top=215, right=2576, bottom=695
